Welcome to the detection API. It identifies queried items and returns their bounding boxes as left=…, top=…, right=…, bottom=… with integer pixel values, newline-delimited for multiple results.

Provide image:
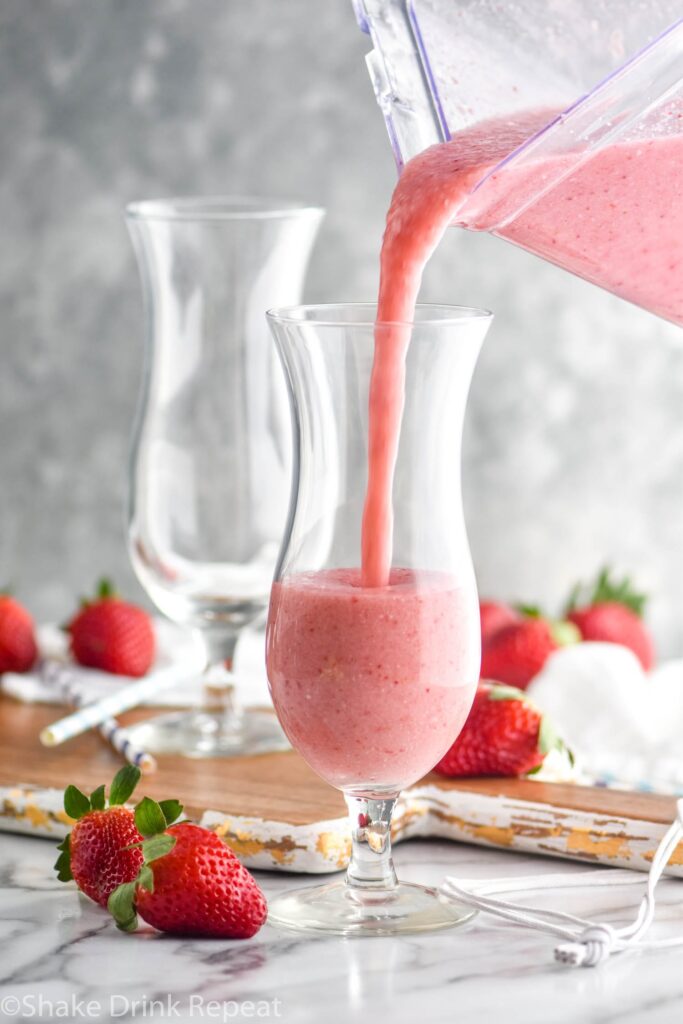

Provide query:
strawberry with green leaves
left=55, top=765, right=151, bottom=906
left=67, top=579, right=155, bottom=677
left=108, top=803, right=268, bottom=939
left=55, top=766, right=268, bottom=939
left=434, top=682, right=570, bottom=778
left=565, top=567, right=655, bottom=671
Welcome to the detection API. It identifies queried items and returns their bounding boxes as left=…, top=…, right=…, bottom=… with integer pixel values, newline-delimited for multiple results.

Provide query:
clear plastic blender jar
left=352, top=1, right=683, bottom=325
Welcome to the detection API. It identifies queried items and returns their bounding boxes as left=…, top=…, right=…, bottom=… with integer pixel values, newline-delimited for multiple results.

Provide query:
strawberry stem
left=488, top=684, right=527, bottom=702
left=158, top=800, right=183, bottom=826
left=54, top=835, right=73, bottom=882
left=538, top=715, right=562, bottom=757
left=109, top=765, right=141, bottom=806
left=550, top=620, right=581, bottom=647
left=107, top=832, right=176, bottom=932
left=565, top=566, right=647, bottom=617
left=63, top=785, right=91, bottom=821
left=516, top=604, right=542, bottom=619
left=140, top=834, right=176, bottom=862
left=89, top=785, right=106, bottom=811
left=108, top=881, right=139, bottom=932
left=97, top=578, right=118, bottom=600
left=134, top=797, right=168, bottom=837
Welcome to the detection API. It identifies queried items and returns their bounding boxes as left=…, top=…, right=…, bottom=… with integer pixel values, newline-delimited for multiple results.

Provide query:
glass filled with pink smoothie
left=266, top=303, right=491, bottom=936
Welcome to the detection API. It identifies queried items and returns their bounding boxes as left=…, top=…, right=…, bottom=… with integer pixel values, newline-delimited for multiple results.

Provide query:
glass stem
left=345, top=794, right=399, bottom=892
left=200, top=629, right=241, bottom=720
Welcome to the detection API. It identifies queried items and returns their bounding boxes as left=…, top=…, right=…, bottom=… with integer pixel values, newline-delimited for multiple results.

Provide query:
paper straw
left=97, top=714, right=157, bottom=774
left=39, top=661, right=157, bottom=772
left=39, top=664, right=180, bottom=748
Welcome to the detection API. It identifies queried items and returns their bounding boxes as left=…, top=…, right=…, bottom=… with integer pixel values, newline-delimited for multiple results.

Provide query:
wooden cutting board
left=0, top=696, right=679, bottom=875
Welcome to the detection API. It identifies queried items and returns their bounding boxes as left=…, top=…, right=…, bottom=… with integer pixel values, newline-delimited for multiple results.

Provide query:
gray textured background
left=2, top=0, right=682, bottom=654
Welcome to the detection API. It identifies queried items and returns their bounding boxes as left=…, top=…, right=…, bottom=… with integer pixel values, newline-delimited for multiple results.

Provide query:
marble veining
left=1, top=833, right=683, bottom=1023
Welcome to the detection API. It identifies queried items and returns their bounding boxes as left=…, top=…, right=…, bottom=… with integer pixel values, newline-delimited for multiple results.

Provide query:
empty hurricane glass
left=265, top=303, right=492, bottom=934
left=125, top=197, right=324, bottom=757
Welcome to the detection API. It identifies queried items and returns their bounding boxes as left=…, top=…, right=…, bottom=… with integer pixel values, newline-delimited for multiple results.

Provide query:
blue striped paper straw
left=39, top=661, right=157, bottom=772
left=39, top=663, right=181, bottom=747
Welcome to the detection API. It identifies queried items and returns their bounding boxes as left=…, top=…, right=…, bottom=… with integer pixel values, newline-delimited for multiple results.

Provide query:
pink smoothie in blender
left=375, top=109, right=683, bottom=329
left=476, top=127, right=683, bottom=326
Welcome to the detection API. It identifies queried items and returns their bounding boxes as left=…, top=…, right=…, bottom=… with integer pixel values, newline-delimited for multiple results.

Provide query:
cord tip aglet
left=555, top=924, right=615, bottom=968
left=554, top=942, right=587, bottom=967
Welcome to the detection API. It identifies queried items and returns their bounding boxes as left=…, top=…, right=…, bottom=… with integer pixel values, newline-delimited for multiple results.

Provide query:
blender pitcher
left=352, top=1, right=683, bottom=325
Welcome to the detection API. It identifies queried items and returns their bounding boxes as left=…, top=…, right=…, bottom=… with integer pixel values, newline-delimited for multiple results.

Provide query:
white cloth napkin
left=1, top=619, right=272, bottom=709
left=528, top=642, right=683, bottom=793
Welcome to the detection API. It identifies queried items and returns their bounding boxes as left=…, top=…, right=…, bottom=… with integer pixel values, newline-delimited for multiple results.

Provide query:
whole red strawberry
left=68, top=579, right=155, bottom=677
left=434, top=682, right=567, bottom=777
left=479, top=600, right=520, bottom=646
left=565, top=567, right=655, bottom=671
left=55, top=766, right=146, bottom=907
left=109, top=808, right=267, bottom=939
left=480, top=612, right=578, bottom=690
left=0, top=593, right=37, bottom=673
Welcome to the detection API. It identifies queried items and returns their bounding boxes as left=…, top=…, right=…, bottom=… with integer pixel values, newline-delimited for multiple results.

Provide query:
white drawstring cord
left=440, top=798, right=683, bottom=968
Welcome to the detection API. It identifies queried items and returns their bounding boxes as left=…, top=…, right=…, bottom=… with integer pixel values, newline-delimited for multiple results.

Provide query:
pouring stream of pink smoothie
left=362, top=112, right=555, bottom=586
left=362, top=111, right=683, bottom=585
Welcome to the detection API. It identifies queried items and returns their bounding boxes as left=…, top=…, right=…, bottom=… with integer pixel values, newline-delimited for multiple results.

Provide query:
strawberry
left=565, top=567, right=655, bottom=671
left=67, top=579, right=155, bottom=677
left=108, top=803, right=267, bottom=939
left=55, top=766, right=147, bottom=907
left=0, top=593, right=37, bottom=673
left=480, top=611, right=579, bottom=690
left=479, top=600, right=520, bottom=646
left=434, top=682, right=567, bottom=777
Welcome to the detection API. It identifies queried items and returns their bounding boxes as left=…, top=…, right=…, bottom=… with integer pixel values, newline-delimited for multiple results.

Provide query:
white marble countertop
left=1, top=832, right=682, bottom=1024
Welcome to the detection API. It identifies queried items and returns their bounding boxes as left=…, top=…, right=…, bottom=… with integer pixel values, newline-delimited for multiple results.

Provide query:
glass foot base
left=267, top=879, right=475, bottom=936
left=123, top=709, right=290, bottom=758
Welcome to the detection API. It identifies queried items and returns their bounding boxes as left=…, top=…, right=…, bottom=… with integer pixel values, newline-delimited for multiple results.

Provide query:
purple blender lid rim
left=352, top=0, right=370, bottom=33
left=474, top=14, right=683, bottom=192
left=406, top=0, right=450, bottom=145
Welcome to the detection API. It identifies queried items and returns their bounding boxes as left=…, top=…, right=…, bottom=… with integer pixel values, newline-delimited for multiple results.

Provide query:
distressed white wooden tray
left=1, top=697, right=679, bottom=875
